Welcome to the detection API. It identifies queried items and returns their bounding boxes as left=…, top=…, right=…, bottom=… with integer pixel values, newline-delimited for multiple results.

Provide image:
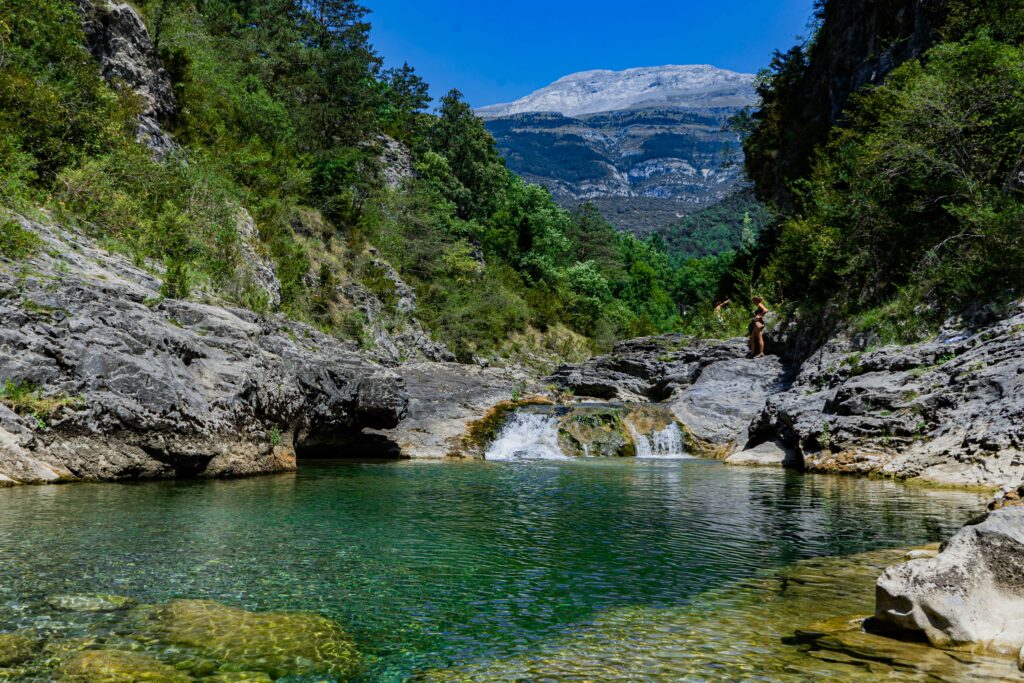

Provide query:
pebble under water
left=0, top=459, right=1005, bottom=681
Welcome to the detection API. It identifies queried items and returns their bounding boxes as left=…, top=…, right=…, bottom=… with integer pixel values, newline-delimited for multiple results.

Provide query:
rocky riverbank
left=545, top=302, right=1024, bottom=490
left=0, top=214, right=408, bottom=485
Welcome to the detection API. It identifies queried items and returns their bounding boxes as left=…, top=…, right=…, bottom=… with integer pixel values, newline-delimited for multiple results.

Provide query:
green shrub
left=0, top=218, right=42, bottom=259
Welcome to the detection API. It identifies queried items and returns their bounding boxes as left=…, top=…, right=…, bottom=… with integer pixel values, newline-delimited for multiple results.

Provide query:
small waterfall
left=485, top=413, right=568, bottom=461
left=629, top=423, right=688, bottom=459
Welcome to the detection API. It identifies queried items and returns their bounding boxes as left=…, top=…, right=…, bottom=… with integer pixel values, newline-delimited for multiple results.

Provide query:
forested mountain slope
left=0, top=0, right=726, bottom=363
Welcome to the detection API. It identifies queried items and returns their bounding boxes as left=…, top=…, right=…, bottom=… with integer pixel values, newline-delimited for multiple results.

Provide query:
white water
left=629, top=423, right=689, bottom=459
left=485, top=413, right=570, bottom=461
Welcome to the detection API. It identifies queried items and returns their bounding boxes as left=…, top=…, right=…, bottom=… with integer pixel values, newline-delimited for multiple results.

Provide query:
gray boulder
left=726, top=439, right=801, bottom=468
left=873, top=507, right=1024, bottom=662
left=366, top=362, right=533, bottom=458
left=669, top=354, right=786, bottom=456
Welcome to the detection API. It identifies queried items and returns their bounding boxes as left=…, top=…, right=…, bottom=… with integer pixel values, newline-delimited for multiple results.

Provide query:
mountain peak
left=478, top=64, right=756, bottom=119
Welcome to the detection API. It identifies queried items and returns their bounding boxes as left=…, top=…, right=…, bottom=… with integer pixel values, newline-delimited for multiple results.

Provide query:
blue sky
left=365, top=0, right=817, bottom=108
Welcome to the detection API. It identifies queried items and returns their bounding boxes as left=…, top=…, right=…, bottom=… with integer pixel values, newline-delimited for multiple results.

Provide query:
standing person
left=713, top=299, right=731, bottom=321
left=749, top=296, right=769, bottom=358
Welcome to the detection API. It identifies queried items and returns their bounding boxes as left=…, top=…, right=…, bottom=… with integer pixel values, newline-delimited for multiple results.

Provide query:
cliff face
left=808, top=0, right=946, bottom=126
left=75, top=0, right=178, bottom=157
left=0, top=214, right=409, bottom=485
left=749, top=0, right=949, bottom=207
left=486, top=109, right=747, bottom=234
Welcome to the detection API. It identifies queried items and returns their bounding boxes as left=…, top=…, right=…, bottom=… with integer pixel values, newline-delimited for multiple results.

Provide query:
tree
left=428, top=89, right=506, bottom=221
left=381, top=62, right=430, bottom=141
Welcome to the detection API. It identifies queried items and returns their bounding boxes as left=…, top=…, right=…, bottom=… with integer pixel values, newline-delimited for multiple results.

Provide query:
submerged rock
left=142, top=599, right=360, bottom=679
left=873, top=507, right=1024, bottom=660
left=0, top=632, right=41, bottom=667
left=47, top=594, right=137, bottom=613
left=60, top=649, right=191, bottom=682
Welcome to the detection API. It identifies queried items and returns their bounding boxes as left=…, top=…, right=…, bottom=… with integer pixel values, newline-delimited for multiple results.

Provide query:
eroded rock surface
left=550, top=336, right=787, bottom=458
left=367, top=362, right=531, bottom=458
left=873, top=507, right=1024, bottom=659
left=0, top=215, right=407, bottom=484
left=755, top=303, right=1024, bottom=488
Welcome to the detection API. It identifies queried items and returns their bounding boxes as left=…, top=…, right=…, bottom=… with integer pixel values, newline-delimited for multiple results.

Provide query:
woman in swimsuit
left=749, top=296, right=769, bottom=358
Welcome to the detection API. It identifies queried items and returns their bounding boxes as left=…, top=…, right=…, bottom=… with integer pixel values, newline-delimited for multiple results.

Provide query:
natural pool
left=0, top=459, right=1011, bottom=681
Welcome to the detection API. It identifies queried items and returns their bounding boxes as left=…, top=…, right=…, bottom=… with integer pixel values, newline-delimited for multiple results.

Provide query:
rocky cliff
left=0, top=214, right=408, bottom=485
left=75, top=0, right=178, bottom=157
left=749, top=0, right=948, bottom=206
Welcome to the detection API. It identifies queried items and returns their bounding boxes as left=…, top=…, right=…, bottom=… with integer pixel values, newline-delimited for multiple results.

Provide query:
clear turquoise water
left=0, top=459, right=989, bottom=681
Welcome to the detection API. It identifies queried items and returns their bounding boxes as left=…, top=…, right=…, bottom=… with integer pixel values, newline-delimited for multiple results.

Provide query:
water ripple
left=0, top=459, right=989, bottom=681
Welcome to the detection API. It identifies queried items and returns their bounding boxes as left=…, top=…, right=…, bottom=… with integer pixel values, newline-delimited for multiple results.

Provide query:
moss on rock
left=0, top=631, right=41, bottom=667
left=557, top=410, right=634, bottom=458
left=459, top=396, right=554, bottom=457
left=60, top=650, right=191, bottom=682
left=142, top=599, right=360, bottom=680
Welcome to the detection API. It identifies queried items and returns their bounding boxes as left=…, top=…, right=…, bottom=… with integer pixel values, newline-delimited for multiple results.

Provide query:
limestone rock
left=47, top=594, right=137, bottom=612
left=873, top=507, right=1024, bottom=658
left=231, top=208, right=281, bottom=309
left=669, top=355, right=785, bottom=456
left=367, top=362, right=532, bottom=458
left=378, top=135, right=414, bottom=189
left=551, top=336, right=785, bottom=457
left=726, top=440, right=800, bottom=468
left=76, top=0, right=178, bottom=158
left=0, top=214, right=407, bottom=484
left=751, top=301, right=1024, bottom=488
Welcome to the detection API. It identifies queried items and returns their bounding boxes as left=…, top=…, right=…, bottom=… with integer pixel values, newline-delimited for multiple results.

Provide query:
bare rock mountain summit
left=479, top=65, right=758, bottom=234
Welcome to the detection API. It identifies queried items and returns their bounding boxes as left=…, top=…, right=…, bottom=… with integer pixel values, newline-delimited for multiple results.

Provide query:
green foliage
left=54, top=146, right=241, bottom=298
left=0, top=218, right=41, bottom=259
left=0, top=0, right=136, bottom=202
left=742, top=2, right=1024, bottom=341
left=0, top=380, right=83, bottom=429
left=0, top=0, right=706, bottom=359
left=766, top=36, right=1024, bottom=323
left=654, top=189, right=773, bottom=260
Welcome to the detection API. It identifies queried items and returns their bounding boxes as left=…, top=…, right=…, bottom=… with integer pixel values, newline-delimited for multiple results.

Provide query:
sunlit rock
left=47, top=594, right=137, bottom=612
left=874, top=507, right=1024, bottom=660
left=60, top=649, right=190, bottom=682
left=142, top=599, right=360, bottom=679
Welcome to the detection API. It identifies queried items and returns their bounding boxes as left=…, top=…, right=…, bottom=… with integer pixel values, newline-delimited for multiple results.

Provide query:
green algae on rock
left=60, top=649, right=191, bottom=682
left=0, top=632, right=40, bottom=667
left=558, top=409, right=635, bottom=458
left=141, top=599, right=360, bottom=680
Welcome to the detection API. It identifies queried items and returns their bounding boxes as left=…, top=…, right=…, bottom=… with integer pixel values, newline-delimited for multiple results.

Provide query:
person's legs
left=754, top=324, right=765, bottom=357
